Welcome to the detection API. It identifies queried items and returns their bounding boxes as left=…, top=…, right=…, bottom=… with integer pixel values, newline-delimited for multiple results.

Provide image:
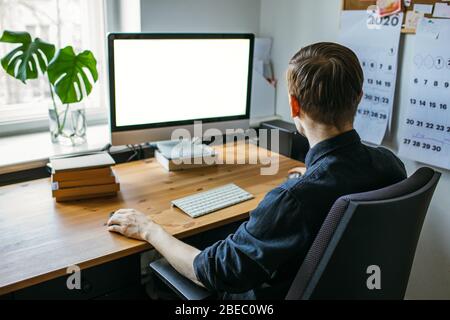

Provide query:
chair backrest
left=286, top=167, right=441, bottom=300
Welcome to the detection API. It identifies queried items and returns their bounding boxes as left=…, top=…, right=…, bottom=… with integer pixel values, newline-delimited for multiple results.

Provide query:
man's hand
left=107, top=208, right=203, bottom=287
left=108, top=209, right=203, bottom=286
left=107, top=209, right=157, bottom=241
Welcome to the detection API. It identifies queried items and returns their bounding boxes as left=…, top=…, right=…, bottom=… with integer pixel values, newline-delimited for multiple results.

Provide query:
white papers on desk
left=338, top=10, right=403, bottom=145
left=398, top=19, right=450, bottom=170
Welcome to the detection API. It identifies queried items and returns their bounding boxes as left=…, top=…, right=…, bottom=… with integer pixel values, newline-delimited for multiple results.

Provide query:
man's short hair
left=287, top=42, right=364, bottom=128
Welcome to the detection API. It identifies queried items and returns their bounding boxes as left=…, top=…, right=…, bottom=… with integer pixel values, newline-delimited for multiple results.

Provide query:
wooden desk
left=0, top=143, right=303, bottom=296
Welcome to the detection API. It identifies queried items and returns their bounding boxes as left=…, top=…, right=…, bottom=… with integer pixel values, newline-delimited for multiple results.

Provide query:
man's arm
left=107, top=209, right=205, bottom=287
left=108, top=185, right=304, bottom=294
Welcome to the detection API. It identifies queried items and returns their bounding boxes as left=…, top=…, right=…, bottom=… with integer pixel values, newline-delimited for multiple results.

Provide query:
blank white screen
left=113, top=38, right=251, bottom=127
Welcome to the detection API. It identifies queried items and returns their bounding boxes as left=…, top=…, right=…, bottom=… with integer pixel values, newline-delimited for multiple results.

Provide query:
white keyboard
left=171, top=184, right=254, bottom=218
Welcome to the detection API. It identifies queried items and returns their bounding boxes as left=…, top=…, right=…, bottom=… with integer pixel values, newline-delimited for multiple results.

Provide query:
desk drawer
left=14, top=254, right=141, bottom=300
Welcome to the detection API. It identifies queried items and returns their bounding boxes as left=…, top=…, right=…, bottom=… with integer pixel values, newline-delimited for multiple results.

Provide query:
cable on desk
left=138, top=144, right=144, bottom=159
left=126, top=144, right=139, bottom=162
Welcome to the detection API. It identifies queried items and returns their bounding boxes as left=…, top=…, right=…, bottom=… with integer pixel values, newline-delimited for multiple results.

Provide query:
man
left=107, top=42, right=406, bottom=299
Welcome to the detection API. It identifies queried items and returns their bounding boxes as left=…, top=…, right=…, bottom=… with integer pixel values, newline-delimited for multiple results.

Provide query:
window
left=0, top=0, right=107, bottom=136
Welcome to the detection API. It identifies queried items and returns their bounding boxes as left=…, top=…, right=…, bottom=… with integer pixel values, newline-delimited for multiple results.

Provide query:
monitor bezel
left=107, top=33, right=255, bottom=133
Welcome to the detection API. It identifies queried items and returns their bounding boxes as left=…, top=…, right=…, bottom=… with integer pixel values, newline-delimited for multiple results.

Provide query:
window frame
left=0, top=0, right=109, bottom=137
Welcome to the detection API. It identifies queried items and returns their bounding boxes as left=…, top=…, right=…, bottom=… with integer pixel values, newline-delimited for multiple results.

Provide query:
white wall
left=120, top=0, right=141, bottom=32
left=106, top=0, right=141, bottom=32
left=140, top=0, right=261, bottom=34
left=260, top=0, right=450, bottom=299
left=105, top=0, right=121, bottom=32
left=259, top=0, right=342, bottom=120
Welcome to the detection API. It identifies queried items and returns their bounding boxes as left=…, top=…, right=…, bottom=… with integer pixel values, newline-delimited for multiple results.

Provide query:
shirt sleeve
left=193, top=186, right=309, bottom=294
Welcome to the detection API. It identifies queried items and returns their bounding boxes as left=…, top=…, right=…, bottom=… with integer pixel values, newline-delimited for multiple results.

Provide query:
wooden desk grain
left=0, top=143, right=303, bottom=295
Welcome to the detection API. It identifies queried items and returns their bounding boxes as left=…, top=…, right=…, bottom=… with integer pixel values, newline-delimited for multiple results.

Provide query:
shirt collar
left=305, top=129, right=361, bottom=167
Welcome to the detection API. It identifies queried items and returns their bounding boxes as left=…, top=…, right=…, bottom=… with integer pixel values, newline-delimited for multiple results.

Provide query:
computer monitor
left=108, top=33, right=254, bottom=146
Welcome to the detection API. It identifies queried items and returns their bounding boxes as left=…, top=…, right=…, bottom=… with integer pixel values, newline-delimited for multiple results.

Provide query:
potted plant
left=0, top=30, right=98, bottom=146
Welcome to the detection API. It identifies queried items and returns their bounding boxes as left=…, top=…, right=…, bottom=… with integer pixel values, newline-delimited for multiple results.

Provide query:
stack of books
left=49, top=152, right=120, bottom=202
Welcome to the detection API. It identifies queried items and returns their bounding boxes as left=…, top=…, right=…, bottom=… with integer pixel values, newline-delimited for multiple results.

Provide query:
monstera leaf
left=47, top=46, right=98, bottom=104
left=0, top=30, right=55, bottom=83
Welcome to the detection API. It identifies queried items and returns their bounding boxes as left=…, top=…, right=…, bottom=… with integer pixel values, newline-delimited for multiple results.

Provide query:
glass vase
left=49, top=104, right=87, bottom=146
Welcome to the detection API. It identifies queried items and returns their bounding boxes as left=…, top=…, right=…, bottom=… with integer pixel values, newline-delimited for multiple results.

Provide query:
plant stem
left=60, top=103, right=70, bottom=132
left=48, top=78, right=62, bottom=133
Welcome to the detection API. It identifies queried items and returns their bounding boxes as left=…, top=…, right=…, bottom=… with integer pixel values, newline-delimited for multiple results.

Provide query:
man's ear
left=289, top=95, right=301, bottom=118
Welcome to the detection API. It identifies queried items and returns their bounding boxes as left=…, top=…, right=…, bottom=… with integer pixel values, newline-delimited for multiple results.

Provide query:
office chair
left=149, top=167, right=441, bottom=300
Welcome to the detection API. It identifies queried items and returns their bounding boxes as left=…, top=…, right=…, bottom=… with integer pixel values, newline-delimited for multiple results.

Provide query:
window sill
left=0, top=125, right=111, bottom=175
left=0, top=115, right=282, bottom=176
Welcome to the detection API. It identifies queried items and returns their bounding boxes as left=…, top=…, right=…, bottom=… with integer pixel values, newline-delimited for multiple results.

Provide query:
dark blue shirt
left=193, top=130, right=406, bottom=299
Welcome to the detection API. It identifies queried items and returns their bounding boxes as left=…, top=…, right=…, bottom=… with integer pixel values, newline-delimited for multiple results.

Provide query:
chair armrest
left=149, top=258, right=213, bottom=300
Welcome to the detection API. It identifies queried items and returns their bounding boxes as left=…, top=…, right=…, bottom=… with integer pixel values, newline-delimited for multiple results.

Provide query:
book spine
left=52, top=175, right=117, bottom=189
left=55, top=192, right=117, bottom=202
left=52, top=183, right=120, bottom=198
left=52, top=167, right=113, bottom=182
